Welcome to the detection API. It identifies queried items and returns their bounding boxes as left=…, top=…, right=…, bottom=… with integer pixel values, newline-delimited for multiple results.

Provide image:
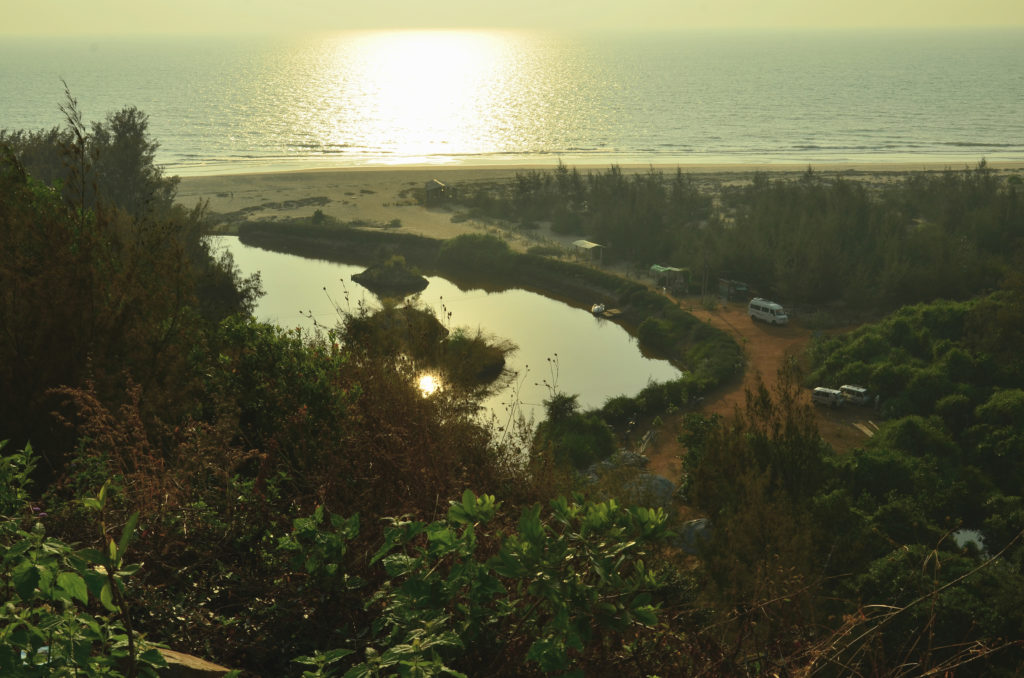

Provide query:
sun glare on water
left=316, top=30, right=523, bottom=162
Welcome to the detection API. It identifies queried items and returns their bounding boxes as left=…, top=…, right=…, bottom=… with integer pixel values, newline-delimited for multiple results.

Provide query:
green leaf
left=12, top=561, right=40, bottom=600
left=6, top=537, right=35, bottom=559
left=525, top=636, right=568, bottom=672
left=519, top=504, right=544, bottom=544
left=633, top=604, right=659, bottom=626
left=82, top=497, right=103, bottom=512
left=78, top=548, right=107, bottom=565
left=496, top=543, right=533, bottom=576
left=462, top=489, right=477, bottom=513
left=139, top=648, right=168, bottom=667
left=427, top=525, right=455, bottom=550
left=57, top=571, right=89, bottom=604
left=342, top=664, right=375, bottom=678
left=99, top=582, right=117, bottom=612
left=321, top=648, right=355, bottom=664
left=119, top=562, right=143, bottom=576
left=117, top=512, right=139, bottom=565
left=84, top=568, right=108, bottom=597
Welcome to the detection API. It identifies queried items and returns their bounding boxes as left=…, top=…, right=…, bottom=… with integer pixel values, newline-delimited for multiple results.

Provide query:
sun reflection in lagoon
left=417, top=373, right=442, bottom=397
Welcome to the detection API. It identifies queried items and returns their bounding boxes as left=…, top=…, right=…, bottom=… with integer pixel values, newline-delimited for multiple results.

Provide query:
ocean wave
left=940, top=141, right=1020, bottom=148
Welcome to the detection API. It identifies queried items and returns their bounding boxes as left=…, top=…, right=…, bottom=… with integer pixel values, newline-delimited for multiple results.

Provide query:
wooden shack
left=424, top=179, right=453, bottom=204
left=650, top=264, right=690, bottom=294
left=572, top=239, right=605, bottom=264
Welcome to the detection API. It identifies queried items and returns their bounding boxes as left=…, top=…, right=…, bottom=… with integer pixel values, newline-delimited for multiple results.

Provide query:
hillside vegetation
left=2, top=103, right=1023, bottom=676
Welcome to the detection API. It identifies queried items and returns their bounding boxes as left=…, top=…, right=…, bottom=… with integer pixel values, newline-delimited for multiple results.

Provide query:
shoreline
left=178, top=161, right=1024, bottom=246
left=176, top=158, right=1024, bottom=181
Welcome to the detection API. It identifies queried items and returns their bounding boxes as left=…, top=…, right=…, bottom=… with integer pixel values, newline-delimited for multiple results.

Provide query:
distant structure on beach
left=573, top=239, right=604, bottom=265
left=425, top=179, right=454, bottom=204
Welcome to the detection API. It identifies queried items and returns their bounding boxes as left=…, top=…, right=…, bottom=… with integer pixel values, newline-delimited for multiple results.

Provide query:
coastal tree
left=90, top=105, right=178, bottom=219
left=0, top=98, right=257, bottom=471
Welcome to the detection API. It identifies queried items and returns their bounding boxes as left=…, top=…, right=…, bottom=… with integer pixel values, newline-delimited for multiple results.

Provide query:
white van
left=840, top=384, right=871, bottom=405
left=748, top=298, right=788, bottom=325
left=812, top=387, right=844, bottom=408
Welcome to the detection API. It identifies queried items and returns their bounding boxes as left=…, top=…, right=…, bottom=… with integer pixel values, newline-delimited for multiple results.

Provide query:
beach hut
left=650, top=264, right=690, bottom=294
left=572, top=239, right=604, bottom=265
left=424, top=179, right=453, bottom=204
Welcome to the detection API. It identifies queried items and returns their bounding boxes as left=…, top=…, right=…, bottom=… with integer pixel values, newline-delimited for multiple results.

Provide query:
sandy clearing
left=643, top=300, right=874, bottom=482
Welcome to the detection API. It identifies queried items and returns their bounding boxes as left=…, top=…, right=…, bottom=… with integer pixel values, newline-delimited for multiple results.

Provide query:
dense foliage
left=4, top=104, right=1024, bottom=676
left=680, top=355, right=1024, bottom=675
left=454, top=162, right=1024, bottom=311
left=1, top=95, right=260, bottom=478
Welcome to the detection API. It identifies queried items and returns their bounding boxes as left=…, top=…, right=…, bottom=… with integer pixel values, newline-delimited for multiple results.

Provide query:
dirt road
left=644, top=300, right=875, bottom=482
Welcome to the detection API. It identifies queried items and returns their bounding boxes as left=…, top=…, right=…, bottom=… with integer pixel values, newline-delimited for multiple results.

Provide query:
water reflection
left=214, top=237, right=680, bottom=421
left=417, top=373, right=442, bottom=397
left=309, top=30, right=548, bottom=163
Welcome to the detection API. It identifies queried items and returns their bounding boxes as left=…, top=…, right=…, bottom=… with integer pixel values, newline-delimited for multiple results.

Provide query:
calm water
left=214, top=237, right=680, bottom=422
left=3, top=29, right=1023, bottom=174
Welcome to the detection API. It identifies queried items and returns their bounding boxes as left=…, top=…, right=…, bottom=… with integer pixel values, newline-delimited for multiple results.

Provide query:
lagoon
left=214, top=236, right=681, bottom=424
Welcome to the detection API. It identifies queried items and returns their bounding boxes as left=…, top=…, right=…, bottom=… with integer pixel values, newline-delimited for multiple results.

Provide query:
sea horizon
left=3, top=28, right=1023, bottom=176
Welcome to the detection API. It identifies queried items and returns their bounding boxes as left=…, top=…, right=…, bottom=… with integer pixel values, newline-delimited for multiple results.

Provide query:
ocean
left=2, top=29, right=1022, bottom=175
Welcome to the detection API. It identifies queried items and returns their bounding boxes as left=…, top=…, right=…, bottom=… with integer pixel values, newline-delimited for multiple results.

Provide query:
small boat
left=591, top=303, right=606, bottom=315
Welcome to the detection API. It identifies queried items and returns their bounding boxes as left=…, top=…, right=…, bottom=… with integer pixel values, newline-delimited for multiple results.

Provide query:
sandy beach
left=177, top=161, right=1024, bottom=249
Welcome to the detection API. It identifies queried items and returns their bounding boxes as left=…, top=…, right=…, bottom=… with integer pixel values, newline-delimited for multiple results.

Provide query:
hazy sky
left=5, top=0, right=1023, bottom=35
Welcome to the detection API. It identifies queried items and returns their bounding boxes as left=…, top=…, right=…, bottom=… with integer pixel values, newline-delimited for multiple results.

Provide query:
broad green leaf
left=78, top=548, right=107, bottom=565
left=84, top=568, right=108, bottom=597
left=6, top=538, right=35, bottom=559
left=427, top=525, right=455, bottom=550
left=57, top=571, right=89, bottom=604
left=321, top=648, right=355, bottom=663
left=139, top=648, right=168, bottom=667
left=633, top=604, right=659, bottom=626
left=12, top=561, right=40, bottom=600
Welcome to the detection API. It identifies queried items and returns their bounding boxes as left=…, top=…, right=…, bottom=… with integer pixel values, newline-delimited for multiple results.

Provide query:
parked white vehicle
left=748, top=298, right=788, bottom=325
left=840, top=384, right=871, bottom=405
left=812, top=387, right=844, bottom=408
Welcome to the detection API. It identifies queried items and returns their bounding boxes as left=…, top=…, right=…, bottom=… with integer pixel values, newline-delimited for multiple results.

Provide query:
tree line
left=454, top=162, right=1024, bottom=313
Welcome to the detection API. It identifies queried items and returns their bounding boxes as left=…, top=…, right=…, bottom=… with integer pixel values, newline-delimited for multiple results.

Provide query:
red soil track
left=643, top=300, right=872, bottom=482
